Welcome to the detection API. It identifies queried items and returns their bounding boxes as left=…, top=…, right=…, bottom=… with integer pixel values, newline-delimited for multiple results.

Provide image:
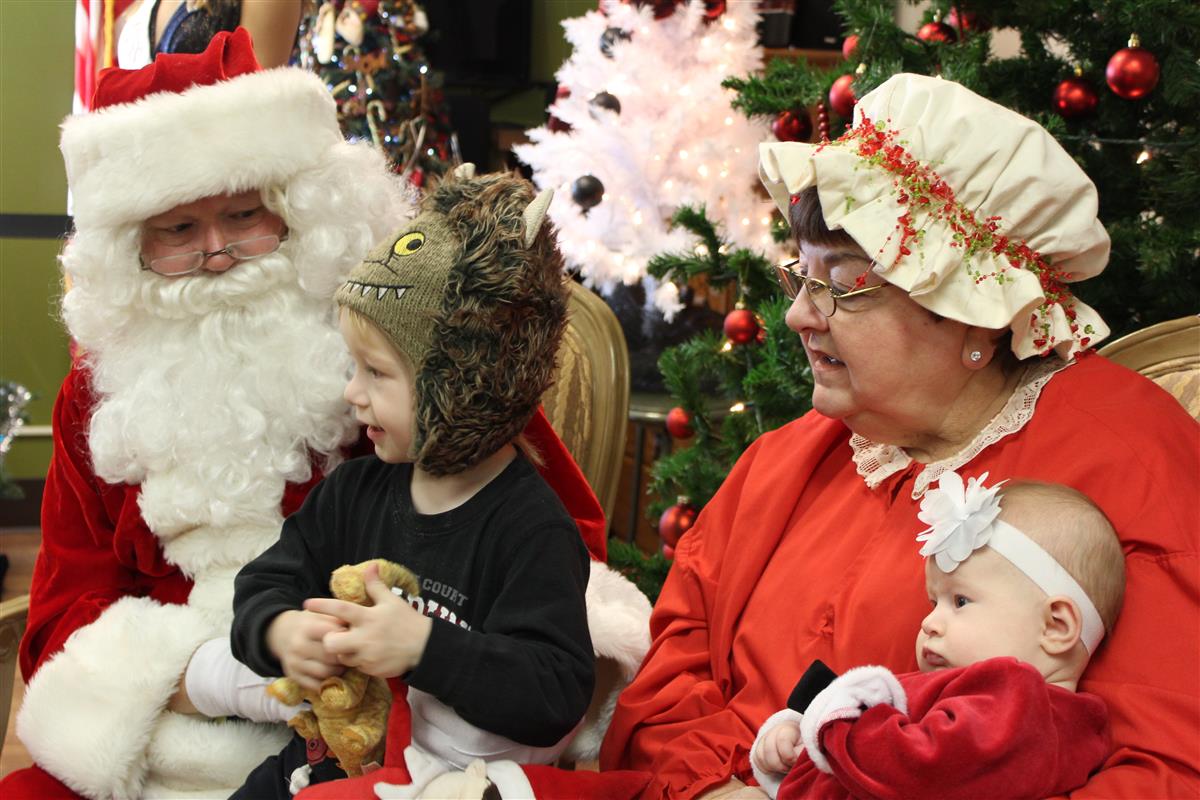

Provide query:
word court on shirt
left=391, top=580, right=471, bottom=630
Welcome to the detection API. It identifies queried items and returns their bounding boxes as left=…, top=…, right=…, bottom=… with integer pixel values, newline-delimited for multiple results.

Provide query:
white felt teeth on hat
left=345, top=280, right=408, bottom=301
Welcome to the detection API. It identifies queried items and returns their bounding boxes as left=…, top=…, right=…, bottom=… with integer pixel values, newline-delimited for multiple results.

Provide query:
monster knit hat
left=336, top=165, right=568, bottom=475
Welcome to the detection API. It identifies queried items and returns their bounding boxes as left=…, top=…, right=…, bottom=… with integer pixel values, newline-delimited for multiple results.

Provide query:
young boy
left=751, top=472, right=1125, bottom=800
left=230, top=168, right=595, bottom=796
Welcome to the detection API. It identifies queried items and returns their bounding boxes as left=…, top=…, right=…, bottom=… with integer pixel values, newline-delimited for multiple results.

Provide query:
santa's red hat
left=60, top=28, right=342, bottom=229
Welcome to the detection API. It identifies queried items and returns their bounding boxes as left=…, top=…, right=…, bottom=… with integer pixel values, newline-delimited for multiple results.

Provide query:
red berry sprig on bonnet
left=825, top=117, right=1097, bottom=355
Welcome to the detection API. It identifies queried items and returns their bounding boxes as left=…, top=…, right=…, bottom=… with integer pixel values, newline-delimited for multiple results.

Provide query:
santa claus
left=4, top=29, right=626, bottom=800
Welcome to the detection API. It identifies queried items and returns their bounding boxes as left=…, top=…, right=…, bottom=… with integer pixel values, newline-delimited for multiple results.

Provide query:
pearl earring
left=969, top=351, right=983, bottom=363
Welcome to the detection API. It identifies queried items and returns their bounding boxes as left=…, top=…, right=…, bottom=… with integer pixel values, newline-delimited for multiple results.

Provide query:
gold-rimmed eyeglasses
left=140, top=233, right=289, bottom=277
left=773, top=259, right=886, bottom=317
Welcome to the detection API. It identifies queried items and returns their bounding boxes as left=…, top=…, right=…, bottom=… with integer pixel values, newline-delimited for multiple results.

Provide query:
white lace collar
left=849, top=357, right=1072, bottom=499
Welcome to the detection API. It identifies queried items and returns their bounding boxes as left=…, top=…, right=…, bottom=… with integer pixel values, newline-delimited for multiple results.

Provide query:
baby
left=752, top=472, right=1125, bottom=800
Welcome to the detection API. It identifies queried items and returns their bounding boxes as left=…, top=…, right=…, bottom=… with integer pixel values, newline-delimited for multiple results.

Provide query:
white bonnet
left=759, top=73, right=1111, bottom=359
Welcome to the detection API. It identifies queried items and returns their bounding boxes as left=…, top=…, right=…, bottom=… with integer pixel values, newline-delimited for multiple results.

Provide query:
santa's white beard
left=74, top=249, right=356, bottom=539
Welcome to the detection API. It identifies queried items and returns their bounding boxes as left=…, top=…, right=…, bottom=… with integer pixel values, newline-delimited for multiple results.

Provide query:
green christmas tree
left=296, top=0, right=457, bottom=183
left=611, top=207, right=812, bottom=601
left=724, top=0, right=1199, bottom=337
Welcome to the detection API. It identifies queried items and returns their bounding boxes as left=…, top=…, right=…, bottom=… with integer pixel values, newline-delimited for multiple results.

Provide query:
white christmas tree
left=514, top=0, right=780, bottom=320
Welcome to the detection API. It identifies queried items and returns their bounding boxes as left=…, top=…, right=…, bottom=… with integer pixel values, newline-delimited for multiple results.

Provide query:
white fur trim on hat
left=560, top=560, right=652, bottom=764
left=61, top=67, right=342, bottom=229
left=16, top=595, right=284, bottom=799
left=760, top=73, right=1111, bottom=360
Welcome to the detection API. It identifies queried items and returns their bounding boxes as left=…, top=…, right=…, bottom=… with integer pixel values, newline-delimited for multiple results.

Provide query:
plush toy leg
left=294, top=679, right=414, bottom=799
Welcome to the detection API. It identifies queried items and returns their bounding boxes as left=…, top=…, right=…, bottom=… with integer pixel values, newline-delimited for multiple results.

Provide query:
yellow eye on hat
left=393, top=231, right=426, bottom=256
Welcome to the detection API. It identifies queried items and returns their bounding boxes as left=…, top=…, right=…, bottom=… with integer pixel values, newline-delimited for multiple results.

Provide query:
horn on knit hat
left=60, top=27, right=343, bottom=230
left=759, top=73, right=1111, bottom=360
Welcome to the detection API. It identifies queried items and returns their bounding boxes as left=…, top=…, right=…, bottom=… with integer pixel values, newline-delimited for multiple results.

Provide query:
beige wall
left=1, top=0, right=75, bottom=479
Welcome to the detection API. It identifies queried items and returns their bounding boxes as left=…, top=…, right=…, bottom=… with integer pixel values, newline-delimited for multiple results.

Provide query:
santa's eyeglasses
left=140, top=233, right=288, bottom=277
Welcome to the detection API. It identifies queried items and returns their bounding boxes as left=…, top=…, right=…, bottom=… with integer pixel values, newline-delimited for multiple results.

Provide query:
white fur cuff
left=751, top=708, right=804, bottom=799
left=799, top=665, right=906, bottom=774
left=16, top=597, right=212, bottom=799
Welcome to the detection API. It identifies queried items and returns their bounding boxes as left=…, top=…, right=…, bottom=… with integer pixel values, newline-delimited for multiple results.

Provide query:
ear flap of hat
left=523, top=188, right=554, bottom=247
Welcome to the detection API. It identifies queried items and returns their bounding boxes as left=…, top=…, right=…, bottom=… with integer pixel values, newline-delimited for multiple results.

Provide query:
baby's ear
left=522, top=188, right=554, bottom=247
left=1040, top=596, right=1083, bottom=655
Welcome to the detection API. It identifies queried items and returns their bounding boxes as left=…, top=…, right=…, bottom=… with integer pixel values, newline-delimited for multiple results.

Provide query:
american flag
left=74, top=0, right=136, bottom=112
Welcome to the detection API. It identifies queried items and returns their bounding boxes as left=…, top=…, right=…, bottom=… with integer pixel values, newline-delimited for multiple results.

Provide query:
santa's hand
left=184, top=636, right=305, bottom=723
left=799, top=665, right=906, bottom=773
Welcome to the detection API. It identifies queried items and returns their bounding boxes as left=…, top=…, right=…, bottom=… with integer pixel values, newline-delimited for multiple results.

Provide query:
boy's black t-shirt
left=231, top=453, right=594, bottom=747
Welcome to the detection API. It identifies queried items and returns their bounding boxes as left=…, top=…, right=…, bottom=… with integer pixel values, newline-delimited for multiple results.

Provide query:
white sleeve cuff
left=16, top=596, right=211, bottom=799
left=799, top=665, right=906, bottom=775
left=751, top=707, right=804, bottom=798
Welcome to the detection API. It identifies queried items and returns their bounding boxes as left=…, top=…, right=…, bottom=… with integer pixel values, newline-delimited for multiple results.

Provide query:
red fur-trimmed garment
left=771, top=659, right=1109, bottom=800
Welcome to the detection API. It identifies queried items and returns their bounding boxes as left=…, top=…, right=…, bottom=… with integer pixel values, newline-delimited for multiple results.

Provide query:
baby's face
left=916, top=547, right=1048, bottom=672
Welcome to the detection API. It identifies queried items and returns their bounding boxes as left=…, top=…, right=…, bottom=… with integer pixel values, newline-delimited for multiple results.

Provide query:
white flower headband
left=916, top=471, right=1105, bottom=653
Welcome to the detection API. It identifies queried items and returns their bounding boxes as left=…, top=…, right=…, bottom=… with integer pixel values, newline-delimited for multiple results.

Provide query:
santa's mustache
left=134, top=250, right=300, bottom=319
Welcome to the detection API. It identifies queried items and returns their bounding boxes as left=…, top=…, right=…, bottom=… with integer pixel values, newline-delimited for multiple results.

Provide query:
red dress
left=4, top=363, right=606, bottom=800
left=600, top=353, right=1200, bottom=800
left=771, top=659, right=1109, bottom=800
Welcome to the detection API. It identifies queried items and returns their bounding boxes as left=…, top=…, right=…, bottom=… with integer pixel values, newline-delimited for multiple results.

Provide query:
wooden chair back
left=542, top=282, right=631, bottom=532
left=0, top=593, right=30, bottom=760
left=1098, top=315, right=1200, bottom=421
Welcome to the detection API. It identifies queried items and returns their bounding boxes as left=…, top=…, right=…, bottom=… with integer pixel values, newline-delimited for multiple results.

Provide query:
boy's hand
left=305, top=562, right=433, bottom=679
left=266, top=608, right=348, bottom=691
left=754, top=720, right=803, bottom=774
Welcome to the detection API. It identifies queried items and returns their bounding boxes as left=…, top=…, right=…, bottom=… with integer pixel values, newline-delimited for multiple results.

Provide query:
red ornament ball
left=946, top=7, right=989, bottom=34
left=659, top=503, right=698, bottom=548
left=661, top=543, right=675, bottom=560
left=916, top=21, right=957, bottom=44
left=1106, top=44, right=1160, bottom=99
left=618, top=0, right=684, bottom=20
left=828, top=74, right=857, bottom=119
left=771, top=109, right=812, bottom=143
left=723, top=308, right=761, bottom=345
left=1053, top=76, right=1098, bottom=119
left=841, top=34, right=859, bottom=61
left=665, top=406, right=694, bottom=439
left=755, top=325, right=767, bottom=345
left=408, top=168, right=425, bottom=188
